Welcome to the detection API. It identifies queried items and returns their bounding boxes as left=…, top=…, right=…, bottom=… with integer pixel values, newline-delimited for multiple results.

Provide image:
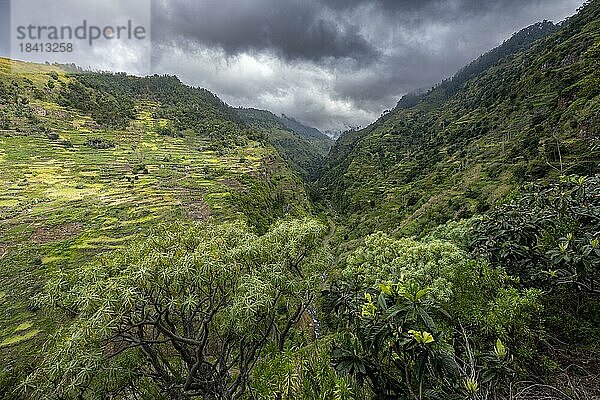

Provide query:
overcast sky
left=4, top=0, right=586, bottom=131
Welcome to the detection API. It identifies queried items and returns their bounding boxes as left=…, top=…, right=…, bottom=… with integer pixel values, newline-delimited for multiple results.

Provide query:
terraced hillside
left=318, top=2, right=600, bottom=237
left=0, top=59, right=310, bottom=389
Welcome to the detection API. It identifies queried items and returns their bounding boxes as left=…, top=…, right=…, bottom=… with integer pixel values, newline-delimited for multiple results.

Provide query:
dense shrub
left=27, top=219, right=330, bottom=399
left=322, top=231, right=543, bottom=398
left=471, top=175, right=600, bottom=346
left=85, top=138, right=115, bottom=149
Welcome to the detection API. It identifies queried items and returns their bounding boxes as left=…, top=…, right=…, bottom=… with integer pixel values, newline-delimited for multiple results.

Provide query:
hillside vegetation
left=0, top=59, right=311, bottom=394
left=236, top=108, right=332, bottom=180
left=0, top=1, right=599, bottom=399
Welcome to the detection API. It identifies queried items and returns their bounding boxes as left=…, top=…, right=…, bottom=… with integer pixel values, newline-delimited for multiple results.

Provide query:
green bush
left=323, top=231, right=543, bottom=398
left=26, top=219, right=331, bottom=400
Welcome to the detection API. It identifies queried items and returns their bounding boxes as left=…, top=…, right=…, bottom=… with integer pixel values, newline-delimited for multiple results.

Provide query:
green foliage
left=251, top=339, right=368, bottom=400
left=85, top=137, right=115, bottom=149
left=330, top=280, right=456, bottom=399
left=471, top=175, right=600, bottom=345
left=157, top=123, right=183, bottom=138
left=25, top=219, right=330, bottom=399
left=230, top=157, right=313, bottom=233
left=471, top=175, right=600, bottom=292
left=447, top=260, right=543, bottom=352
left=58, top=79, right=134, bottom=128
left=75, top=73, right=251, bottom=145
left=323, top=232, right=543, bottom=398
left=341, top=233, right=466, bottom=302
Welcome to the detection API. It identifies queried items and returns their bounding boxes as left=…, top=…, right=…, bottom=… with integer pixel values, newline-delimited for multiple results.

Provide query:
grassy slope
left=236, top=108, right=332, bottom=181
left=0, top=59, right=310, bottom=392
left=319, top=1, right=600, bottom=238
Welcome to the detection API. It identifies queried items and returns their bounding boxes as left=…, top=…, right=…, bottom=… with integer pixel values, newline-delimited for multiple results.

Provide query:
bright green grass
left=0, top=330, right=42, bottom=348
left=13, top=322, right=33, bottom=333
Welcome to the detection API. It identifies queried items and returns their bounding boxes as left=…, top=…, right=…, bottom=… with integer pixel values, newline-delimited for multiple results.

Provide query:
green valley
left=236, top=108, right=332, bottom=180
left=319, top=8, right=600, bottom=237
left=0, top=1, right=599, bottom=399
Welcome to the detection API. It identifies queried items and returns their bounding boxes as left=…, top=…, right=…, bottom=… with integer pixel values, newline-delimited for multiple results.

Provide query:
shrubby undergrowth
left=25, top=176, right=599, bottom=399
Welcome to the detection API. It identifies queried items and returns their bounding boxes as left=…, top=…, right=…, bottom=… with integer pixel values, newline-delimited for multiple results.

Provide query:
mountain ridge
left=236, top=107, right=332, bottom=180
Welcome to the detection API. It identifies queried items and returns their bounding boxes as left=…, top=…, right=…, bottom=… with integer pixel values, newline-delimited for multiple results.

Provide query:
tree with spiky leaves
left=25, top=219, right=331, bottom=400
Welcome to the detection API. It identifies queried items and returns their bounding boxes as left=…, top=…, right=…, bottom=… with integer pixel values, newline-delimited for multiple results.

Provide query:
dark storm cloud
left=152, top=0, right=378, bottom=63
left=324, top=0, right=529, bottom=14
left=325, top=0, right=586, bottom=114
left=322, top=0, right=570, bottom=24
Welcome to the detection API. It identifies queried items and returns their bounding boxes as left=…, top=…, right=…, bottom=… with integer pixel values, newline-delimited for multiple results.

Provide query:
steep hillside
left=237, top=108, right=332, bottom=180
left=319, top=2, right=600, bottom=237
left=0, top=59, right=311, bottom=389
left=279, top=114, right=331, bottom=150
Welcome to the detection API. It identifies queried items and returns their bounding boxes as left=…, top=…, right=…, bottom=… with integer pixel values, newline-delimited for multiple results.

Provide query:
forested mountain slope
left=0, top=59, right=311, bottom=391
left=319, top=1, right=600, bottom=237
left=236, top=108, right=332, bottom=180
left=279, top=114, right=332, bottom=148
